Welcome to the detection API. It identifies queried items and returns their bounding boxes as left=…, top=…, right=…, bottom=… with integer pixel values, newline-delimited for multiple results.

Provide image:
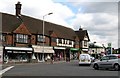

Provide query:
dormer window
left=16, top=34, right=28, bottom=43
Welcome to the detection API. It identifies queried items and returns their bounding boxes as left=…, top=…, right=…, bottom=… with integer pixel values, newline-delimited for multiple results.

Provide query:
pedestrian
left=51, top=54, right=54, bottom=64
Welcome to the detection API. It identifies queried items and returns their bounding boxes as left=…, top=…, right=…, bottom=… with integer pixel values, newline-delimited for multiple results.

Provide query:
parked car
left=92, top=54, right=120, bottom=71
left=79, top=54, right=91, bottom=65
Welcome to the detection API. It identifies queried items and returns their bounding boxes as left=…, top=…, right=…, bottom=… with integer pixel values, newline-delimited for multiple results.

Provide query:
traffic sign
left=108, top=43, right=111, bottom=47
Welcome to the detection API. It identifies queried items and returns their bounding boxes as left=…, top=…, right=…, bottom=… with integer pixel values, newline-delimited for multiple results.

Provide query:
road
left=1, top=60, right=119, bottom=77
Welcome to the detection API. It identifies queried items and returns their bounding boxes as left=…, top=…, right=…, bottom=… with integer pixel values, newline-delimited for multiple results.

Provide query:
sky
left=0, top=0, right=119, bottom=49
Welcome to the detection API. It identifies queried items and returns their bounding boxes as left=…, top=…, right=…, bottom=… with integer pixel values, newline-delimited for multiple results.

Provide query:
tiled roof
left=1, top=12, right=77, bottom=40
left=75, top=28, right=90, bottom=41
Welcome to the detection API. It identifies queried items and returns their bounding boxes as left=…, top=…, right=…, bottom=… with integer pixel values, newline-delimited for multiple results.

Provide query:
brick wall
left=50, top=31, right=57, bottom=46
left=31, top=35, right=36, bottom=45
left=6, top=34, right=13, bottom=46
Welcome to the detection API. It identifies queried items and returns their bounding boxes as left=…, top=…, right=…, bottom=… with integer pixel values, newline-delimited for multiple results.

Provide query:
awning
left=82, top=48, right=88, bottom=51
left=32, top=45, right=54, bottom=53
left=5, top=47, right=33, bottom=51
left=54, top=47, right=66, bottom=50
left=70, top=48, right=79, bottom=51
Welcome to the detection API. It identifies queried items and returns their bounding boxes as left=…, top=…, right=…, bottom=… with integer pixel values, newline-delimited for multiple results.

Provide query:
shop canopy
left=32, top=45, right=54, bottom=53
left=82, top=48, right=88, bottom=51
left=70, top=48, right=79, bottom=51
left=5, top=46, right=33, bottom=51
left=54, top=47, right=66, bottom=50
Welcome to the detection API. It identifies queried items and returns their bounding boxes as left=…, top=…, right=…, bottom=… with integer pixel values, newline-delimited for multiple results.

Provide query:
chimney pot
left=15, top=1, right=22, bottom=16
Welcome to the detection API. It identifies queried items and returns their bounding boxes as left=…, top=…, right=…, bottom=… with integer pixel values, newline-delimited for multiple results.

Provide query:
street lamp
left=93, top=42, right=97, bottom=59
left=42, top=12, right=53, bottom=62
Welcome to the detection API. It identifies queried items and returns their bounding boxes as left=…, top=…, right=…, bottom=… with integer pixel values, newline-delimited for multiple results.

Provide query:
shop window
left=16, top=34, right=28, bottom=43
left=37, top=35, right=45, bottom=42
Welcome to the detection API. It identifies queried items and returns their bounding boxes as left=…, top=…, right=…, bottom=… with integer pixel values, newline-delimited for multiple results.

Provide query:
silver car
left=92, top=54, right=120, bottom=71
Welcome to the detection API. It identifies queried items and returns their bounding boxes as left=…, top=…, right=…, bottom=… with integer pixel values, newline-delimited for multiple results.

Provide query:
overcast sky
left=0, top=0, right=119, bottom=49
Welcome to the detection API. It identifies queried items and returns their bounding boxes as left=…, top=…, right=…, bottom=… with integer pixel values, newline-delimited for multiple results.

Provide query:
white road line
left=0, top=66, right=14, bottom=75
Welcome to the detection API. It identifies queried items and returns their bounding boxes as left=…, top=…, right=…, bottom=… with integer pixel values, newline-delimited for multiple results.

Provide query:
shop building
left=75, top=28, right=90, bottom=54
left=0, top=2, right=80, bottom=63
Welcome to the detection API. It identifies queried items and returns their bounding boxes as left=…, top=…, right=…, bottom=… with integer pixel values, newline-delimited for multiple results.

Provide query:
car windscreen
left=80, top=55, right=90, bottom=60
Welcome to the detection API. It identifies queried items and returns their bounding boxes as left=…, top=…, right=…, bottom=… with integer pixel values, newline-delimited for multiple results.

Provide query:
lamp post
left=102, top=44, right=106, bottom=54
left=93, top=42, right=97, bottom=59
left=42, top=12, right=53, bottom=62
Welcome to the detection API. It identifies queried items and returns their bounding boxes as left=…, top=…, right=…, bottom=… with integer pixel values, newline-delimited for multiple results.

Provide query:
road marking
left=0, top=66, right=14, bottom=75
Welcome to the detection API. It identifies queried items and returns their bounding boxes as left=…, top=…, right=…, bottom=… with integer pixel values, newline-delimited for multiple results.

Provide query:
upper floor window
left=75, top=41, right=79, bottom=45
left=84, top=40, right=87, bottom=47
left=16, top=34, right=28, bottom=43
left=67, top=40, right=69, bottom=44
left=69, top=41, right=72, bottom=45
left=63, top=39, right=65, bottom=44
left=0, top=34, right=6, bottom=42
left=37, top=35, right=45, bottom=42
left=59, top=39, right=62, bottom=44
left=52, top=37, right=56, bottom=42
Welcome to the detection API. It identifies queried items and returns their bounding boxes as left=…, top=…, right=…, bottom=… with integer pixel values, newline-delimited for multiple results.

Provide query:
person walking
left=51, top=54, right=54, bottom=64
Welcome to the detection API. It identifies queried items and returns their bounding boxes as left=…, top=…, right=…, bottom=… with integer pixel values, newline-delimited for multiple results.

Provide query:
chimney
left=15, top=1, right=22, bottom=16
left=79, top=26, right=83, bottom=31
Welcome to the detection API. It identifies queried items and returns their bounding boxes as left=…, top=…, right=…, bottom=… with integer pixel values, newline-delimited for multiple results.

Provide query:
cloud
left=71, top=12, right=118, bottom=48
left=70, top=2, right=118, bottom=14
left=0, top=0, right=75, bottom=28
left=22, top=0, right=75, bottom=28
left=67, top=0, right=120, bottom=2
left=67, top=1, right=119, bottom=48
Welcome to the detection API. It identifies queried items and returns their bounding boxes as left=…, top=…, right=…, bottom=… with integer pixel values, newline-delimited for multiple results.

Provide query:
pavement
left=2, top=60, right=66, bottom=69
left=0, top=66, right=14, bottom=76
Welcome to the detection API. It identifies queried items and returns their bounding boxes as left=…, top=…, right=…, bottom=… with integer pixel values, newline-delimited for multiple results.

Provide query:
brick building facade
left=0, top=2, right=90, bottom=63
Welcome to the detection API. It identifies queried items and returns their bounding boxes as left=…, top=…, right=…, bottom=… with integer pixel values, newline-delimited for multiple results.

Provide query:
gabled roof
left=75, top=28, right=90, bottom=41
left=13, top=23, right=31, bottom=35
left=1, top=12, right=77, bottom=40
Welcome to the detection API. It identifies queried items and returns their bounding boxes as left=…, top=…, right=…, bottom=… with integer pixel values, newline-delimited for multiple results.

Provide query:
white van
left=79, top=54, right=91, bottom=65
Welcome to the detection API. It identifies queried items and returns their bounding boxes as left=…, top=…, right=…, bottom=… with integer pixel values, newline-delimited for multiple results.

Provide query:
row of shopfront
left=0, top=45, right=83, bottom=63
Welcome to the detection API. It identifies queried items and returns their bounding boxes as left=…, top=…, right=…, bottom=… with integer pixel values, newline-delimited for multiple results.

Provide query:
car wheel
left=114, top=64, right=120, bottom=71
left=94, top=64, right=99, bottom=70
